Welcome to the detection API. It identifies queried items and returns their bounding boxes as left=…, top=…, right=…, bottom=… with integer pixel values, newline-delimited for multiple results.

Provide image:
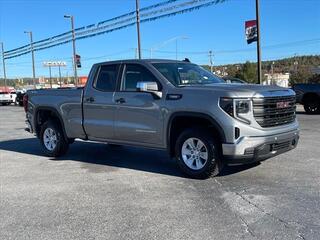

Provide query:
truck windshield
left=152, top=62, right=224, bottom=86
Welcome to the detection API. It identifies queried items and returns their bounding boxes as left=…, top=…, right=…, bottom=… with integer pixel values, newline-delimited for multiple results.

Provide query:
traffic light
left=75, top=54, right=81, bottom=68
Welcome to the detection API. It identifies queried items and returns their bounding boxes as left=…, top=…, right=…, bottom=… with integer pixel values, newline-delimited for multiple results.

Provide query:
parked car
left=16, top=91, right=26, bottom=106
left=223, top=76, right=247, bottom=84
left=24, top=59, right=299, bottom=179
left=292, top=83, right=320, bottom=114
left=0, top=91, right=16, bottom=105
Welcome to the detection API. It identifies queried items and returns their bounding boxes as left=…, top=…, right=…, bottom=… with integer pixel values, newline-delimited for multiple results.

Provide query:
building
left=78, top=76, right=88, bottom=86
left=263, top=73, right=290, bottom=88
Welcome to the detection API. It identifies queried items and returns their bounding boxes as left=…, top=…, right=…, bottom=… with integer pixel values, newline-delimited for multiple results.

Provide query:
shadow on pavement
left=219, top=162, right=261, bottom=176
left=0, top=138, right=260, bottom=178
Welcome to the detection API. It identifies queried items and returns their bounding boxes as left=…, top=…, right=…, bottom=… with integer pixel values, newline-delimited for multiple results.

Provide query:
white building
left=263, top=73, right=290, bottom=88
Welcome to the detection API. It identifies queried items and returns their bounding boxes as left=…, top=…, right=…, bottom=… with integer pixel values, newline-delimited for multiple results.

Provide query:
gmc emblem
left=276, top=101, right=290, bottom=109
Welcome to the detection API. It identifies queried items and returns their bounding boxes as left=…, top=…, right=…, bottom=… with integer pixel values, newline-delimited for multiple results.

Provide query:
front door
left=83, top=64, right=120, bottom=141
left=113, top=63, right=164, bottom=147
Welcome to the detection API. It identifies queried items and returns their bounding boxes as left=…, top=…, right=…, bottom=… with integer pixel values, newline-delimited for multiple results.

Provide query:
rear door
left=82, top=64, right=120, bottom=140
left=113, top=63, right=164, bottom=147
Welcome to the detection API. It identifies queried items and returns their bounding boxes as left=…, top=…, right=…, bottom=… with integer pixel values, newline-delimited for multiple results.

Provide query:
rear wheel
left=175, top=128, right=224, bottom=179
left=40, top=120, right=69, bottom=157
left=304, top=97, right=320, bottom=114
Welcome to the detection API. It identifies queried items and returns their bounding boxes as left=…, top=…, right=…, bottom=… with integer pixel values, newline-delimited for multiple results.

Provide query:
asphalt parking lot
left=0, top=105, right=319, bottom=240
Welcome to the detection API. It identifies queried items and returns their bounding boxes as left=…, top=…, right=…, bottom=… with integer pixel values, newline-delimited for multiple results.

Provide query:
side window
left=94, top=64, right=119, bottom=92
left=122, top=64, right=160, bottom=91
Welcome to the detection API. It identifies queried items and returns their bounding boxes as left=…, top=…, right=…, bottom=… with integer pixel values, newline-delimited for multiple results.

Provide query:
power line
left=3, top=0, right=227, bottom=59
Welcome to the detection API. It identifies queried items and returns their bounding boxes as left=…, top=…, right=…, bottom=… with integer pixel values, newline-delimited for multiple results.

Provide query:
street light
left=64, top=15, right=78, bottom=86
left=150, top=36, right=189, bottom=60
left=24, top=31, right=36, bottom=88
left=0, top=42, right=7, bottom=90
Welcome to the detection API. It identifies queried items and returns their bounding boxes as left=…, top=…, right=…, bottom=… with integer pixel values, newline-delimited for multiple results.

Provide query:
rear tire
left=175, top=128, right=224, bottom=179
left=40, top=120, right=69, bottom=157
left=304, top=97, right=320, bottom=114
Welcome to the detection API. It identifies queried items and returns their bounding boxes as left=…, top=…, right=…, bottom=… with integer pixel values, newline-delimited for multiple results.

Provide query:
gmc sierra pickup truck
left=25, top=59, right=299, bottom=178
left=292, top=83, right=320, bottom=114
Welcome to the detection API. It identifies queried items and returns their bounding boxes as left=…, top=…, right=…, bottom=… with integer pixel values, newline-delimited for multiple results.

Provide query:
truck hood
left=183, top=83, right=295, bottom=98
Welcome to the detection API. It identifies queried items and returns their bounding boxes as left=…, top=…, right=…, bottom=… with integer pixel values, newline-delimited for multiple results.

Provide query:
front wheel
left=40, top=120, right=69, bottom=157
left=175, top=128, right=224, bottom=179
left=304, top=98, right=320, bottom=114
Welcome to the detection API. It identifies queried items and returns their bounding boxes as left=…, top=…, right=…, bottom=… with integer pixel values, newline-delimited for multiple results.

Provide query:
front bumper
left=222, top=129, right=299, bottom=165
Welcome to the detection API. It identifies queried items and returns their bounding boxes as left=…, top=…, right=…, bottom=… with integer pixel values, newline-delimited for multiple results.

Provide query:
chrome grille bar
left=253, top=95, right=296, bottom=127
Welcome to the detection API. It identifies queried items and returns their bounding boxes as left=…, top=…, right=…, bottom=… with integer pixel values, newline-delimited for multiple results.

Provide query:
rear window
left=94, top=64, right=119, bottom=92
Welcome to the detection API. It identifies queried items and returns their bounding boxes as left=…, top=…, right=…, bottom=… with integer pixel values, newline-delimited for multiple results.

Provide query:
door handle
left=85, top=97, right=95, bottom=102
left=115, top=98, right=126, bottom=104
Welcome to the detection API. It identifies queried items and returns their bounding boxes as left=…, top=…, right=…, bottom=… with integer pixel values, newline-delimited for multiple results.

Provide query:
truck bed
left=27, top=88, right=86, bottom=139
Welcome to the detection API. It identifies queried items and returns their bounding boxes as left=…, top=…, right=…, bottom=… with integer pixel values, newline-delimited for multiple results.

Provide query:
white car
left=0, top=91, right=17, bottom=105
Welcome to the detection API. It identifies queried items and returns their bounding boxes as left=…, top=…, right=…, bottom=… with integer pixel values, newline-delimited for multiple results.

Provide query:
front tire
left=40, top=120, right=69, bottom=157
left=175, top=128, right=224, bottom=179
left=304, top=97, right=320, bottom=114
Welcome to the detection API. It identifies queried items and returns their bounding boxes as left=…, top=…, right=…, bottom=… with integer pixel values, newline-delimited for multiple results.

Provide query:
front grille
left=271, top=141, right=291, bottom=151
left=253, top=95, right=296, bottom=128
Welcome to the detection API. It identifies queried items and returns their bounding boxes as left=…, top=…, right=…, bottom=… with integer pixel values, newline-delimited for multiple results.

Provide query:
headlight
left=220, top=98, right=251, bottom=124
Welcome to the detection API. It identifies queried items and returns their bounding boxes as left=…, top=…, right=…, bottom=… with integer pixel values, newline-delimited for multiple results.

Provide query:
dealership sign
left=43, top=61, right=67, bottom=67
left=245, top=20, right=257, bottom=44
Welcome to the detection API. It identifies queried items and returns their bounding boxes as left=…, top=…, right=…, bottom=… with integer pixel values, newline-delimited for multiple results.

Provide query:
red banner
left=245, top=20, right=257, bottom=44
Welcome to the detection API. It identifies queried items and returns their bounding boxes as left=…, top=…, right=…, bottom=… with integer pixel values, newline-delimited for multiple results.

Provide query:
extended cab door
left=113, top=63, right=165, bottom=147
left=82, top=64, right=120, bottom=140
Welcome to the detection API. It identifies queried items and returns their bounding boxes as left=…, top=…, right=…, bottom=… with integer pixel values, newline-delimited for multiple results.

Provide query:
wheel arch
left=302, top=92, right=320, bottom=104
left=166, top=112, right=226, bottom=157
left=34, top=106, right=69, bottom=142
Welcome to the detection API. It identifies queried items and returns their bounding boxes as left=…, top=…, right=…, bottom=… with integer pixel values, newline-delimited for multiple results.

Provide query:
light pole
left=49, top=66, right=52, bottom=88
left=58, top=65, right=62, bottom=87
left=64, top=15, right=78, bottom=86
left=1, top=42, right=7, bottom=90
left=255, top=0, right=262, bottom=84
left=24, top=31, right=36, bottom=88
left=209, top=50, right=214, bottom=73
left=150, top=36, right=188, bottom=59
left=135, top=0, right=142, bottom=59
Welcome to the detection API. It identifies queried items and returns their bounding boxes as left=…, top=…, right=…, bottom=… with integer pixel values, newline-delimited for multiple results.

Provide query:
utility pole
left=209, top=50, right=213, bottom=73
left=49, top=66, right=52, bottom=88
left=64, top=15, right=78, bottom=86
left=1, top=42, right=7, bottom=90
left=271, top=61, right=274, bottom=85
left=135, top=48, right=138, bottom=59
left=255, top=0, right=262, bottom=84
left=293, top=53, right=298, bottom=73
left=135, top=0, right=142, bottom=59
left=58, top=65, right=62, bottom=87
left=24, top=31, right=36, bottom=89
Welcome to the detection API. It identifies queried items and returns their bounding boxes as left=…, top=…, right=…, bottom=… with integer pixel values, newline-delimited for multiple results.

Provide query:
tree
left=308, top=74, right=320, bottom=84
left=238, top=61, right=258, bottom=84
left=289, top=66, right=312, bottom=85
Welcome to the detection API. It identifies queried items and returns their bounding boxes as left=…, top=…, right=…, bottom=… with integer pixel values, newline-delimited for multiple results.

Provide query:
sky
left=0, top=0, right=319, bottom=78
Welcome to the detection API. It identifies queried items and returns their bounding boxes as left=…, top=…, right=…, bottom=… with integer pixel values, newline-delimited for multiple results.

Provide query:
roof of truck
left=95, top=58, right=192, bottom=65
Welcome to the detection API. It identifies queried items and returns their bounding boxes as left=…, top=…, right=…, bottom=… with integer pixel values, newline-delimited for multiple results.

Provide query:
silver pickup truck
left=25, top=59, right=299, bottom=178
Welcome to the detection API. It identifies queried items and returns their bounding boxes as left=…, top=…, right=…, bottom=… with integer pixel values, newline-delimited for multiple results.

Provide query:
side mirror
left=136, top=81, right=162, bottom=99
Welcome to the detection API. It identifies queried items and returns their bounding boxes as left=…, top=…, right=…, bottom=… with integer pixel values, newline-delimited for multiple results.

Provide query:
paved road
left=0, top=106, right=319, bottom=240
